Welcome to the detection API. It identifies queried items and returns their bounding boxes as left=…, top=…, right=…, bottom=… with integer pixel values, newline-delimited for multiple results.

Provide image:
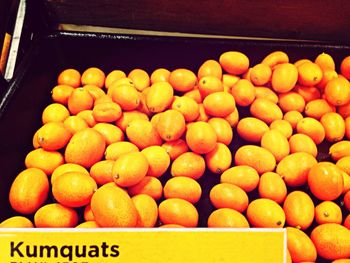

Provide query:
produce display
left=1, top=50, right=350, bottom=262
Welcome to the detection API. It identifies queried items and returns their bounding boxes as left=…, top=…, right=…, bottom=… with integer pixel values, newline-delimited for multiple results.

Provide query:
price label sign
left=0, top=228, right=286, bottom=263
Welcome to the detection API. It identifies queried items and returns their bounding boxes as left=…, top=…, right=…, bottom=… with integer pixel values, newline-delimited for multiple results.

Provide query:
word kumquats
left=3, top=50, right=350, bottom=262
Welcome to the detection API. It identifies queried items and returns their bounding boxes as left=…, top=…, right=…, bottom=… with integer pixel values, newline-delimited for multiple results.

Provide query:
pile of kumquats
left=1, top=50, right=350, bottom=262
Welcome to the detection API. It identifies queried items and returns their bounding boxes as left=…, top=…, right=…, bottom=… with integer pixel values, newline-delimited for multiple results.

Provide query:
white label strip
left=4, top=0, right=26, bottom=81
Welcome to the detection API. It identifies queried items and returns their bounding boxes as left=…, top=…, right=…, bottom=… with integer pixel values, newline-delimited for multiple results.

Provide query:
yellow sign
left=0, top=228, right=286, bottom=263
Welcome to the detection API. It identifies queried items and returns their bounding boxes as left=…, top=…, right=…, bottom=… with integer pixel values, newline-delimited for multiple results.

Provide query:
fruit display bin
left=1, top=30, right=350, bottom=262
left=0, top=30, right=349, bottom=219
left=1, top=1, right=350, bottom=263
